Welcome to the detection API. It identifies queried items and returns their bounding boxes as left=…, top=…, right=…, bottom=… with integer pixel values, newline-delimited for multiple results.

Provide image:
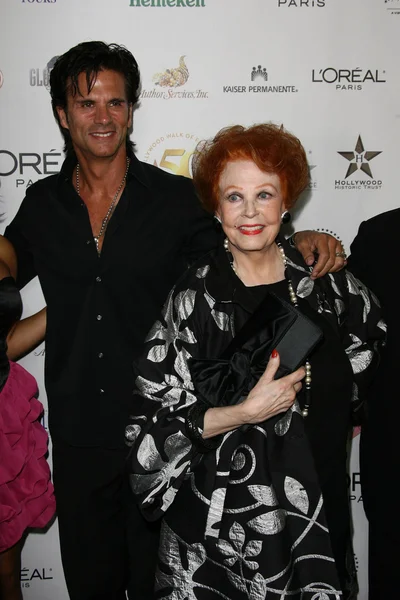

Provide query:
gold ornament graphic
left=143, top=133, right=200, bottom=179
left=153, top=56, right=189, bottom=88
left=157, top=148, right=193, bottom=178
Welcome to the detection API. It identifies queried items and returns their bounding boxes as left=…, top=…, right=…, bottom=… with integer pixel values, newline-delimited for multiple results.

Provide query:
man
left=5, top=41, right=341, bottom=599
left=346, top=212, right=397, bottom=600
left=297, top=220, right=396, bottom=600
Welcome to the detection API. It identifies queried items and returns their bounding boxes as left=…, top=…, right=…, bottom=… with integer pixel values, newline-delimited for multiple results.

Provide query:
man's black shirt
left=5, top=152, right=219, bottom=447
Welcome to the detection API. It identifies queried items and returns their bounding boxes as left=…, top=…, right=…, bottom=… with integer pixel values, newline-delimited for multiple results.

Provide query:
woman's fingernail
left=271, top=349, right=278, bottom=358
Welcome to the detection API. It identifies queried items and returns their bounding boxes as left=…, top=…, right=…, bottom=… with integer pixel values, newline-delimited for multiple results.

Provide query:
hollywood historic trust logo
left=335, top=135, right=383, bottom=190
left=223, top=64, right=297, bottom=95
left=141, top=56, right=208, bottom=100
left=338, top=135, right=381, bottom=178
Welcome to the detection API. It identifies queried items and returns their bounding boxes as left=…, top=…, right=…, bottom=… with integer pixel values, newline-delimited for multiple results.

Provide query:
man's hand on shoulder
left=292, top=230, right=347, bottom=280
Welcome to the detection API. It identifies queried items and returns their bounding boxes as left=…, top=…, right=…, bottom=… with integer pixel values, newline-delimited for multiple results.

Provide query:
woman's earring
left=214, top=215, right=222, bottom=224
left=281, top=210, right=291, bottom=224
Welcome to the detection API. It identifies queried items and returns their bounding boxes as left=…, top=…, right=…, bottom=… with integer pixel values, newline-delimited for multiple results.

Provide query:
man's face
left=57, top=69, right=132, bottom=161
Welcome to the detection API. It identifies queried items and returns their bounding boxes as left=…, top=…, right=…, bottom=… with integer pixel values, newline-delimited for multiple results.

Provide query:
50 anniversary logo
left=142, top=132, right=200, bottom=177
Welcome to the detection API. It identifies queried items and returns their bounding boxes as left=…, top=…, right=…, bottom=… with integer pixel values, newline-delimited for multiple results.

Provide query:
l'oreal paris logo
left=21, top=567, right=54, bottom=581
left=312, top=68, right=386, bottom=91
left=0, top=148, right=62, bottom=189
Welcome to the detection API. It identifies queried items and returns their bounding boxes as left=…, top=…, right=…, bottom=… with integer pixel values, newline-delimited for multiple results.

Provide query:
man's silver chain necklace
left=75, top=157, right=130, bottom=255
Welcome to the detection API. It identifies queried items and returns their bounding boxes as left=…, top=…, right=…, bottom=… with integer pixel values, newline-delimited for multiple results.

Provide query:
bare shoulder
left=0, top=236, right=17, bottom=279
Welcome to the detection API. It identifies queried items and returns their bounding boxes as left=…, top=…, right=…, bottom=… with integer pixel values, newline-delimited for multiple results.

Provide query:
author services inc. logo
left=335, top=135, right=383, bottom=190
left=223, top=64, right=298, bottom=95
left=141, top=56, right=208, bottom=100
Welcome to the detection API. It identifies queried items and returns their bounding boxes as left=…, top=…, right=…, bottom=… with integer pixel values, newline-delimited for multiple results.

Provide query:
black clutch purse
left=189, top=291, right=323, bottom=409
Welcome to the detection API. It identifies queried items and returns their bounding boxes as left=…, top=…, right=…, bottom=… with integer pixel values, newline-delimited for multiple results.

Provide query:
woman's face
left=216, top=160, right=285, bottom=255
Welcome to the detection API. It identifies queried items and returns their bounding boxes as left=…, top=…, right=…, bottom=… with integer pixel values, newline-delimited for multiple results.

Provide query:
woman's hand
left=239, top=351, right=305, bottom=424
left=202, top=351, right=305, bottom=439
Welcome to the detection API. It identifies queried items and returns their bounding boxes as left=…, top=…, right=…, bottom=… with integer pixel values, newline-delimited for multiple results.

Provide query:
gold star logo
left=338, top=135, right=382, bottom=178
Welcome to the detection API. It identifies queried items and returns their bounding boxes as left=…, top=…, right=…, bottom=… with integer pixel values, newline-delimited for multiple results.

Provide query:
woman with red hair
left=128, top=124, right=384, bottom=599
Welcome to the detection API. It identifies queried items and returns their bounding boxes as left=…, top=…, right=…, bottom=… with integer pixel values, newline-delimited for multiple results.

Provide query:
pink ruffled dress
left=0, top=277, right=55, bottom=553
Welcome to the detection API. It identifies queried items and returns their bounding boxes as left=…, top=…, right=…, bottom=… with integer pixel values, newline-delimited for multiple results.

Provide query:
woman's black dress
left=128, top=242, right=384, bottom=600
left=250, top=280, right=355, bottom=594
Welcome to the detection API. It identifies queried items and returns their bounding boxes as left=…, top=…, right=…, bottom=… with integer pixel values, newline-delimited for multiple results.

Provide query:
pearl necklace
left=224, top=238, right=312, bottom=418
left=76, top=158, right=130, bottom=255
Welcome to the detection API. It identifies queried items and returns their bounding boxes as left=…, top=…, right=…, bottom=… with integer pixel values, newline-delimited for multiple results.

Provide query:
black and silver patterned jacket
left=127, top=238, right=385, bottom=600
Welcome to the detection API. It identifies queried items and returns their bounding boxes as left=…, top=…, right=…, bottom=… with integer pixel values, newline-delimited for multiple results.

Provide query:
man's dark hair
left=50, top=41, right=141, bottom=156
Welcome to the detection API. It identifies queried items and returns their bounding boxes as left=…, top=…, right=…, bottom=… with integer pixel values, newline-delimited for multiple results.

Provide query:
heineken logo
left=130, top=0, right=205, bottom=6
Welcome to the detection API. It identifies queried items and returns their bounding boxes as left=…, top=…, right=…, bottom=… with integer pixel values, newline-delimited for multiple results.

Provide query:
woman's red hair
left=192, top=123, right=309, bottom=213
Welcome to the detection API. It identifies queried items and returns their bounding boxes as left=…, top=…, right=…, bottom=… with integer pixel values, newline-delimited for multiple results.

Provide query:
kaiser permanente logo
left=130, top=0, right=205, bottom=6
left=312, top=67, right=386, bottom=91
left=141, top=56, right=208, bottom=100
left=223, top=65, right=298, bottom=95
left=335, top=135, right=382, bottom=190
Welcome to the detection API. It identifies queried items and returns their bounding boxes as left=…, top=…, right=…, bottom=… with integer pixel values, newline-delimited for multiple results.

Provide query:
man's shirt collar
left=59, top=146, right=151, bottom=189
